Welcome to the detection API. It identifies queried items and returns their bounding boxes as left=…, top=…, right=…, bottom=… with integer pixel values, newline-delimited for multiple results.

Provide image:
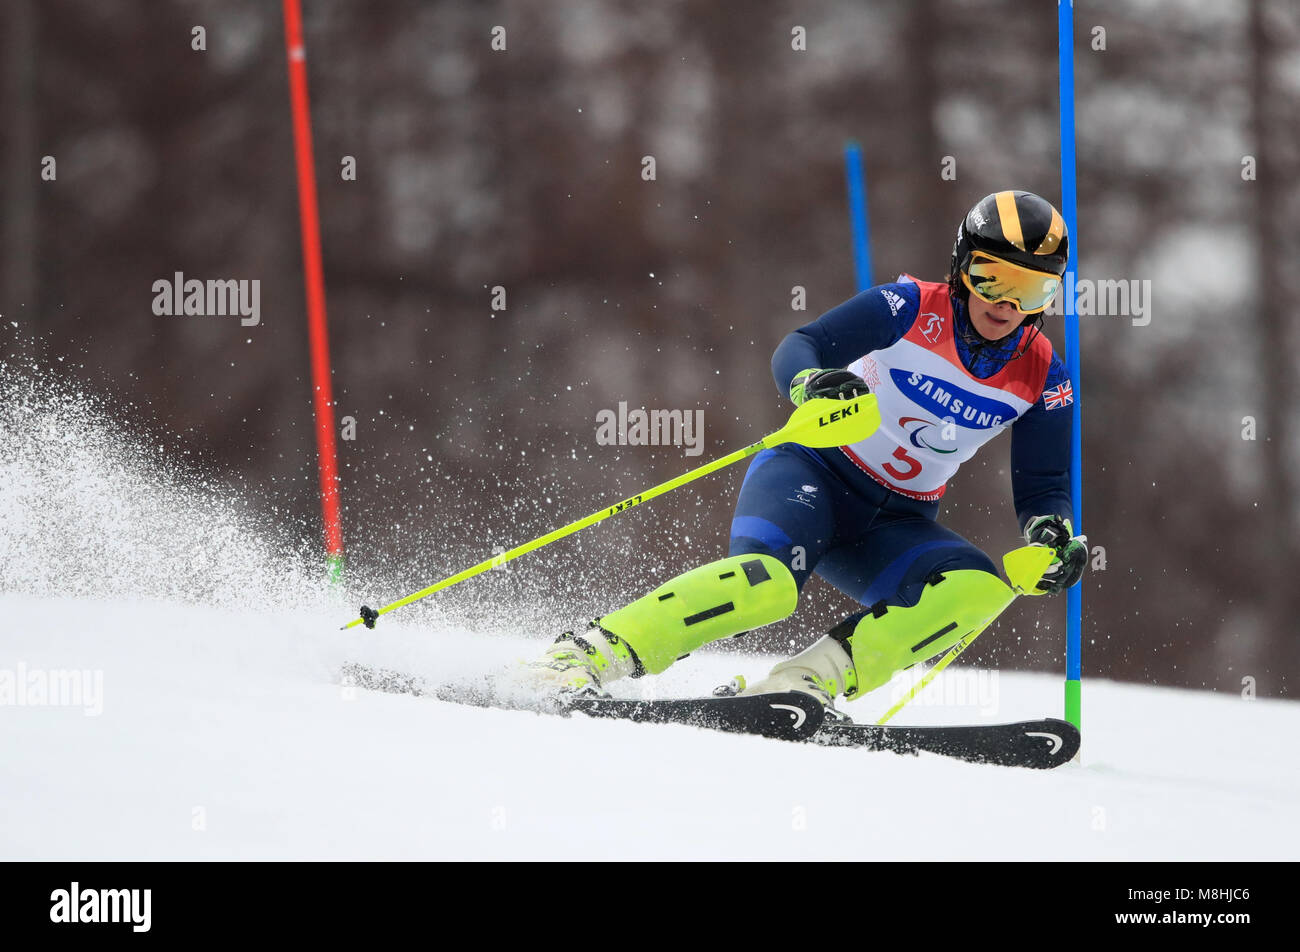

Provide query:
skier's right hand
left=789, top=368, right=870, bottom=406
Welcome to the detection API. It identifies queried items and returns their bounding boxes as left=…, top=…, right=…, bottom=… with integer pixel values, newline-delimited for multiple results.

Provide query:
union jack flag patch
left=1043, top=381, right=1074, bottom=410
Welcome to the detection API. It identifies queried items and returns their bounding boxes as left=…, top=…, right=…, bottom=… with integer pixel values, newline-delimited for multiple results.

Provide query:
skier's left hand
left=789, top=368, right=870, bottom=406
left=1023, top=515, right=1088, bottom=595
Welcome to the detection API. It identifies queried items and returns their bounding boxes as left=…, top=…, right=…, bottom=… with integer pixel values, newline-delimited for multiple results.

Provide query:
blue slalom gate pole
left=843, top=141, right=874, bottom=291
left=1059, top=1, right=1083, bottom=733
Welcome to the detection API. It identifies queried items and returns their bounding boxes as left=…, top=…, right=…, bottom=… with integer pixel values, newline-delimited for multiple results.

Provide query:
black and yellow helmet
left=949, top=190, right=1068, bottom=311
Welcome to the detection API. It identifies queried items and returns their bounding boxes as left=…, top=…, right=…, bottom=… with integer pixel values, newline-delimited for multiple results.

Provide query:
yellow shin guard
left=598, top=553, right=799, bottom=675
left=837, top=569, right=1016, bottom=698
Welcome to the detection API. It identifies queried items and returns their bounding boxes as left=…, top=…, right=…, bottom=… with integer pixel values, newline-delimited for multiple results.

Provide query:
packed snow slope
left=4, top=595, right=1299, bottom=861
left=2, top=368, right=1297, bottom=860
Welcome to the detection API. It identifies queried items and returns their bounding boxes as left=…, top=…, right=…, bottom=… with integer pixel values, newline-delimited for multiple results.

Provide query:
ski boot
left=520, top=621, right=643, bottom=700
left=738, top=632, right=858, bottom=706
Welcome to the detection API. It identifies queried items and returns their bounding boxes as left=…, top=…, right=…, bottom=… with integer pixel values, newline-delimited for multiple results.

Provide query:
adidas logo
left=881, top=289, right=906, bottom=316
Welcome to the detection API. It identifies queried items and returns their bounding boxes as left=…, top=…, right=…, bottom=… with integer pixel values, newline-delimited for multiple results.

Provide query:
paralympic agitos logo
left=890, top=369, right=1015, bottom=429
left=900, top=417, right=959, bottom=453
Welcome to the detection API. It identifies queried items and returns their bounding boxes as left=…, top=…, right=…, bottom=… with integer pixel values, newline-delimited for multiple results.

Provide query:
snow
left=3, top=368, right=1297, bottom=861
left=3, top=593, right=1297, bottom=861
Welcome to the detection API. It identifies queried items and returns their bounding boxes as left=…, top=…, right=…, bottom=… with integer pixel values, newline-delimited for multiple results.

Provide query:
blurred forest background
left=2, top=0, right=1297, bottom=695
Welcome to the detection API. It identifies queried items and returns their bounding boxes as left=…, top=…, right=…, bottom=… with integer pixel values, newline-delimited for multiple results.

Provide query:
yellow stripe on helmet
left=1034, top=207, right=1066, bottom=255
left=995, top=191, right=1026, bottom=251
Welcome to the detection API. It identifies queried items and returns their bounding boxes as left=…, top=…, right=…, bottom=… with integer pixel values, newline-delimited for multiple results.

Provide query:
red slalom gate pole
left=283, top=0, right=345, bottom=582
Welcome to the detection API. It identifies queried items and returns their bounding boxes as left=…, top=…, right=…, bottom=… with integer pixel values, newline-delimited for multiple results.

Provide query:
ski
left=341, top=661, right=823, bottom=739
left=340, top=662, right=1078, bottom=767
left=813, top=716, right=1080, bottom=769
left=340, top=661, right=433, bottom=698
left=564, top=691, right=826, bottom=742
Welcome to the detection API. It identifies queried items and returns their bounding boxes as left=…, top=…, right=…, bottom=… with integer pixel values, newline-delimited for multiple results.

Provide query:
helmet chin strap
left=1013, top=314, right=1045, bottom=358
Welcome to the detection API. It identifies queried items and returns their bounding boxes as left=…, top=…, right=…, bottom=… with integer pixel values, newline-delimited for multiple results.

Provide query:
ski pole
left=875, top=544, right=1057, bottom=725
left=342, top=394, right=881, bottom=630
left=875, top=620, right=996, bottom=725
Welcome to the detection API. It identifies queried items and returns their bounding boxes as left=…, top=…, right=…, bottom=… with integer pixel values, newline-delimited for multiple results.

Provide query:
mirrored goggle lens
left=964, top=253, right=1061, bottom=313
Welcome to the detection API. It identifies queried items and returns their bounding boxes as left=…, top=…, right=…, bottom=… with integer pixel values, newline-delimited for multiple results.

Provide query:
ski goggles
left=961, top=251, right=1061, bottom=314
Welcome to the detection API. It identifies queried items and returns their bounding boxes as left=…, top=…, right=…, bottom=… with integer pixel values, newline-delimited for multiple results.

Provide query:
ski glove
left=789, top=367, right=870, bottom=406
left=1023, top=515, right=1088, bottom=595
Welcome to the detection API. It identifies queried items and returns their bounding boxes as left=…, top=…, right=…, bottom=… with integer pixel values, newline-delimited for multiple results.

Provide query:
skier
left=526, top=190, right=1088, bottom=705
